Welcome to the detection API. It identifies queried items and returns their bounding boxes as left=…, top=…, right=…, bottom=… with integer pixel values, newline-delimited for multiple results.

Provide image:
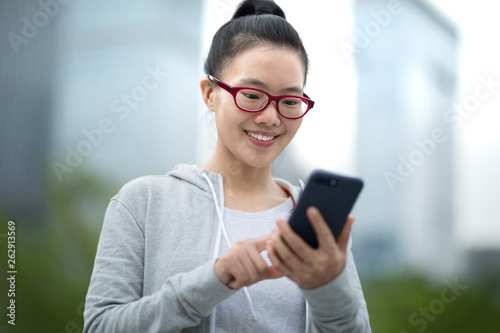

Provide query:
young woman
left=84, top=1, right=371, bottom=332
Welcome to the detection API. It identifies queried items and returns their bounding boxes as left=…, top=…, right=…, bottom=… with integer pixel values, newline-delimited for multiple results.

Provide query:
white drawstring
left=202, top=172, right=233, bottom=252
left=305, top=302, right=310, bottom=333
left=209, top=205, right=222, bottom=333
left=201, top=171, right=258, bottom=329
left=299, top=178, right=310, bottom=333
left=299, top=179, right=306, bottom=192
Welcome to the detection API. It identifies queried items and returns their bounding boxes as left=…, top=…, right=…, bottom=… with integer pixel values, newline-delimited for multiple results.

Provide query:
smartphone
left=288, top=170, right=364, bottom=249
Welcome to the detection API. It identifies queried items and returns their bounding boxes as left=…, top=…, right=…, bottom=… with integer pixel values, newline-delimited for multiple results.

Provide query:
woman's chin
left=242, top=155, right=277, bottom=170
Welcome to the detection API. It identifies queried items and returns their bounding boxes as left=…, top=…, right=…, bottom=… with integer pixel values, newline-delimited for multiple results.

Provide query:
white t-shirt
left=215, top=197, right=306, bottom=333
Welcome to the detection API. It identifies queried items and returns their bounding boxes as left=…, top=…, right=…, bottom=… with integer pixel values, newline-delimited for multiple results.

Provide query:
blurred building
left=0, top=0, right=55, bottom=219
left=467, top=249, right=500, bottom=281
left=49, top=0, right=203, bottom=184
left=1, top=0, right=204, bottom=221
left=352, top=0, right=459, bottom=277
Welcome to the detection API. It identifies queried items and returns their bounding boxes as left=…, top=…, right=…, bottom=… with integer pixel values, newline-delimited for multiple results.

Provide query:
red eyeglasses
left=208, top=75, right=314, bottom=119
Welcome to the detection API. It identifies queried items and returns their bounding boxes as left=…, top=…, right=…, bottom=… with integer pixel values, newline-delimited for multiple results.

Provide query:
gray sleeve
left=301, top=245, right=372, bottom=333
left=83, top=199, right=236, bottom=333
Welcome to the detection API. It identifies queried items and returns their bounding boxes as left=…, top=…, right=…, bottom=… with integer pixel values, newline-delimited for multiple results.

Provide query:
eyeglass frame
left=207, top=74, right=314, bottom=119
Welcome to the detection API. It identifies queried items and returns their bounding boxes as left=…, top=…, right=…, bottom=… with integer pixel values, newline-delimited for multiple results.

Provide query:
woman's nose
left=254, top=101, right=281, bottom=127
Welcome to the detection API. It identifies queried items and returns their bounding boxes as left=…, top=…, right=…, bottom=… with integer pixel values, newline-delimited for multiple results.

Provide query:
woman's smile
left=244, top=129, right=281, bottom=147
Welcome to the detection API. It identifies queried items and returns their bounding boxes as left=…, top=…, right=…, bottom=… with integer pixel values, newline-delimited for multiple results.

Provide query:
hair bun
left=232, top=0, right=286, bottom=20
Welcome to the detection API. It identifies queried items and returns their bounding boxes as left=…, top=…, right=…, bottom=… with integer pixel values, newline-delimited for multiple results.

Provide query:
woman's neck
left=202, top=150, right=288, bottom=212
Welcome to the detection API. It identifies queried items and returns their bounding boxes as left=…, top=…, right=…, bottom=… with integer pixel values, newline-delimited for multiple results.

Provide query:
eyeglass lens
left=235, top=89, right=308, bottom=118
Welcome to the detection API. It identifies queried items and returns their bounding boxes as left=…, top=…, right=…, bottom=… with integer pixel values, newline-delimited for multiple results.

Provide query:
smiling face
left=202, top=45, right=306, bottom=171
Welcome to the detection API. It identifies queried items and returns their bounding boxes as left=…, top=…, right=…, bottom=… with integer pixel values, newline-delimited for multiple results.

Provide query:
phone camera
left=316, top=176, right=339, bottom=187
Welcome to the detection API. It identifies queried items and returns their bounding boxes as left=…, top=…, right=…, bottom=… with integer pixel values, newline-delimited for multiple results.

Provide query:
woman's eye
left=243, top=93, right=259, bottom=100
left=283, top=99, right=298, bottom=106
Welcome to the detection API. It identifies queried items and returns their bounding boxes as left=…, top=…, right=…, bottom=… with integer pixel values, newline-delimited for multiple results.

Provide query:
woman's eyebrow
left=237, top=78, right=303, bottom=94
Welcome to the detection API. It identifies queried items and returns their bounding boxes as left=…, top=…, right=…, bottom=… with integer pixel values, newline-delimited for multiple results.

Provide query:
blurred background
left=1, top=0, right=499, bottom=332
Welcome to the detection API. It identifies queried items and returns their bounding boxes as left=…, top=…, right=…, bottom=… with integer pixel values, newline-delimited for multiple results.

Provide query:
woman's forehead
left=220, top=46, right=306, bottom=89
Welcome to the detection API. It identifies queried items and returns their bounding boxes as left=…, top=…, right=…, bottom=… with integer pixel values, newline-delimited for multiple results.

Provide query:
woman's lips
left=244, top=130, right=280, bottom=147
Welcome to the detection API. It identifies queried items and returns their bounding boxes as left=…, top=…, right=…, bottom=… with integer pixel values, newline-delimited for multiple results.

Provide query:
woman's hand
left=267, top=206, right=354, bottom=290
left=214, top=236, right=283, bottom=289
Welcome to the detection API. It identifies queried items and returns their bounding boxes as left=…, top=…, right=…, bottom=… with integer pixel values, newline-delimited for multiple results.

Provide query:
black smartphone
left=288, top=170, right=364, bottom=249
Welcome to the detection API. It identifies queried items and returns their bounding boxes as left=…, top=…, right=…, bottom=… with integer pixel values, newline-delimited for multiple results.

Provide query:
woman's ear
left=200, top=78, right=216, bottom=112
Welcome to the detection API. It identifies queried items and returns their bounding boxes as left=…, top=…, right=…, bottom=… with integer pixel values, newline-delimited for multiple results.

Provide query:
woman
left=84, top=1, right=371, bottom=332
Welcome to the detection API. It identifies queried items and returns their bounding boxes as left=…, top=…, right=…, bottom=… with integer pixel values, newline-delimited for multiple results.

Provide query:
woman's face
left=205, top=45, right=306, bottom=169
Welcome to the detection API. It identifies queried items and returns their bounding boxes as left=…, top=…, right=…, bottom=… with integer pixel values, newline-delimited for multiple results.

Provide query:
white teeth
left=245, top=131, right=276, bottom=142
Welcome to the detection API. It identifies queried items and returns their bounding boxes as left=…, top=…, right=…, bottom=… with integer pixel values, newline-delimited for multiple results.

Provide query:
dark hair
left=204, top=0, right=309, bottom=84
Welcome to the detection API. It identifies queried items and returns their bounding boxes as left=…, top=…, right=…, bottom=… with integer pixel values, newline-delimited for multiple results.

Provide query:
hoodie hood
left=168, top=164, right=301, bottom=203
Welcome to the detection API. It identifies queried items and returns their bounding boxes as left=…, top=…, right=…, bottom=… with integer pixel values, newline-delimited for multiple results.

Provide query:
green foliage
left=363, top=273, right=500, bottom=333
left=0, top=170, right=118, bottom=333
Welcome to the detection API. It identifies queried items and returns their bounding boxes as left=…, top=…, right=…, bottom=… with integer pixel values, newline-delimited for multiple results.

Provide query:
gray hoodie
left=83, top=164, right=371, bottom=332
